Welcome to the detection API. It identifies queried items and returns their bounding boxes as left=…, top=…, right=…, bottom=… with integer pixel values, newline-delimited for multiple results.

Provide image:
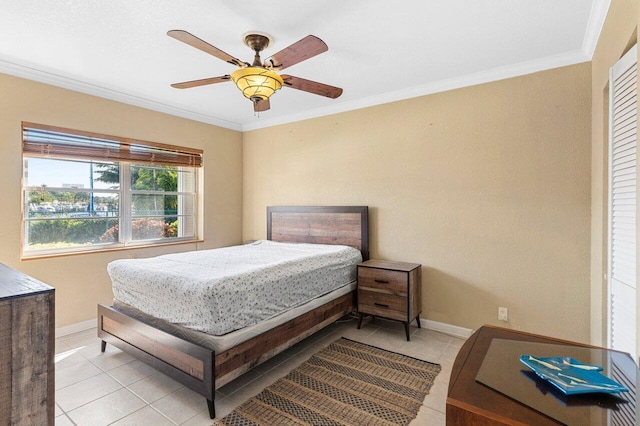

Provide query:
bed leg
left=101, top=340, right=107, bottom=352
left=357, top=313, right=364, bottom=329
left=207, top=398, right=215, bottom=419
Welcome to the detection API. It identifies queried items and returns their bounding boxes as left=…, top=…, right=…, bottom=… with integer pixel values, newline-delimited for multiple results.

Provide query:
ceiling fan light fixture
left=230, top=66, right=283, bottom=102
left=169, top=30, right=340, bottom=112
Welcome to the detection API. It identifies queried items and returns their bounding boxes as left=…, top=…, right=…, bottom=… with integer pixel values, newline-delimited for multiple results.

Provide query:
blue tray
left=519, top=355, right=629, bottom=395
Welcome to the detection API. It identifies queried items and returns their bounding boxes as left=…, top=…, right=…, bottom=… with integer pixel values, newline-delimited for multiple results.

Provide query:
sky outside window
left=25, top=158, right=118, bottom=190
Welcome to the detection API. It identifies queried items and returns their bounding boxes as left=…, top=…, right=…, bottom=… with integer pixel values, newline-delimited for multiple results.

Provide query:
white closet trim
left=608, top=45, right=638, bottom=361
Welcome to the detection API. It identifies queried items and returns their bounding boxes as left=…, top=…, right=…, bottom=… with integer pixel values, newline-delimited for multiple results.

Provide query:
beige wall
left=590, top=0, right=639, bottom=351
left=243, top=63, right=592, bottom=342
left=6, top=5, right=627, bottom=344
left=0, top=73, right=243, bottom=328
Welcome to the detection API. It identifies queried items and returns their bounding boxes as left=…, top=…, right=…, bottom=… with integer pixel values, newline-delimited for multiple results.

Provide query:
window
left=21, top=122, right=202, bottom=257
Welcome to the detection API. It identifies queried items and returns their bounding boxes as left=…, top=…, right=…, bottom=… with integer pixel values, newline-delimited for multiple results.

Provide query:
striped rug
left=215, top=338, right=441, bottom=426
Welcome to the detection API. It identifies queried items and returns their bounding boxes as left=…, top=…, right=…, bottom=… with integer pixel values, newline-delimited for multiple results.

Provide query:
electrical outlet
left=498, top=307, right=508, bottom=322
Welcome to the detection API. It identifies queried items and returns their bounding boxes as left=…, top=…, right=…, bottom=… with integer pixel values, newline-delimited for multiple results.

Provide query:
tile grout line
left=63, top=386, right=128, bottom=419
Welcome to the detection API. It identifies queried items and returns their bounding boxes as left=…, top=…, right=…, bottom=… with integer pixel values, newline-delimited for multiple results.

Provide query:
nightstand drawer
left=358, top=267, right=408, bottom=295
left=358, top=290, right=407, bottom=321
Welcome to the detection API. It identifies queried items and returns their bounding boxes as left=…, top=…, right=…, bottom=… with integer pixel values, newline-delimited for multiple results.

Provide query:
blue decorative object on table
left=519, top=355, right=629, bottom=395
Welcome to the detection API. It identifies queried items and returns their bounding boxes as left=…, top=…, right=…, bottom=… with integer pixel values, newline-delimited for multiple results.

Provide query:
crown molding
left=582, top=0, right=611, bottom=59
left=242, top=49, right=590, bottom=132
left=1, top=48, right=591, bottom=134
left=0, top=57, right=243, bottom=132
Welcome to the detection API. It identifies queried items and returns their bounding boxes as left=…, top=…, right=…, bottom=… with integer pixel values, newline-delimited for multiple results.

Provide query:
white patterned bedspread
left=108, top=240, right=362, bottom=335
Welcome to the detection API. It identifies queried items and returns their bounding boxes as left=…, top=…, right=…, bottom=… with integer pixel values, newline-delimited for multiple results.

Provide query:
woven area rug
left=215, top=338, right=441, bottom=426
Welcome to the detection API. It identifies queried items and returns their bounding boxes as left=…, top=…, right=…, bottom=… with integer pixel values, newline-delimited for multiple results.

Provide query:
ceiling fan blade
left=253, top=98, right=271, bottom=112
left=263, top=35, right=328, bottom=71
left=171, top=75, right=231, bottom=89
left=168, top=30, right=246, bottom=67
left=281, top=75, right=343, bottom=99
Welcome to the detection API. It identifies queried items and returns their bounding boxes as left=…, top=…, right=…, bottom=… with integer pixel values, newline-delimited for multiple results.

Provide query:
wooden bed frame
left=97, top=206, right=369, bottom=419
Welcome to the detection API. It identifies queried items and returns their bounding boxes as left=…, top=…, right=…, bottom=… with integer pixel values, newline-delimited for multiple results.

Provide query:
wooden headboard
left=267, top=206, right=369, bottom=261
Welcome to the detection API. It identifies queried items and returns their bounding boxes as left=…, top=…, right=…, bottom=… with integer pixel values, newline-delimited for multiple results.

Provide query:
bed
left=97, top=206, right=369, bottom=419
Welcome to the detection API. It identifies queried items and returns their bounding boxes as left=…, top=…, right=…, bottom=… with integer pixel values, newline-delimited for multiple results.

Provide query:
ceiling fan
left=168, top=30, right=343, bottom=113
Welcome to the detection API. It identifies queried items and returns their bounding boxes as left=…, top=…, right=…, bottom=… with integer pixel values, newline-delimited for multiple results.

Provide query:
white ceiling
left=0, top=0, right=610, bottom=132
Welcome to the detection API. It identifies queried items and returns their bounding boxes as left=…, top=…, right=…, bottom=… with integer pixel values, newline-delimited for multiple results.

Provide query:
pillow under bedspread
left=107, top=240, right=362, bottom=335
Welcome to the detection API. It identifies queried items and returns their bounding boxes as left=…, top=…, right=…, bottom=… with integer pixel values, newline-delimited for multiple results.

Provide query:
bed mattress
left=108, top=240, right=362, bottom=335
left=112, top=282, right=356, bottom=353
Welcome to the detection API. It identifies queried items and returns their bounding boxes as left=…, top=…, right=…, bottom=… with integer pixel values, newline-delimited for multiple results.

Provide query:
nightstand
left=357, top=260, right=422, bottom=341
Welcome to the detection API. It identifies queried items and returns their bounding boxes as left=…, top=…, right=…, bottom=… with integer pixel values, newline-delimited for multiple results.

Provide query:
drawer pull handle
left=374, top=279, right=389, bottom=284
left=374, top=302, right=389, bottom=308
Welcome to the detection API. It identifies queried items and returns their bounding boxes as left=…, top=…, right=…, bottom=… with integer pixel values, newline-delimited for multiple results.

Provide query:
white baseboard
left=56, top=318, right=96, bottom=339
left=421, top=319, right=473, bottom=339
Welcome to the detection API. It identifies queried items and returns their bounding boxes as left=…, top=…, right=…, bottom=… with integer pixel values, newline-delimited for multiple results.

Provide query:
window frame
left=21, top=123, right=203, bottom=259
left=126, top=163, right=199, bottom=246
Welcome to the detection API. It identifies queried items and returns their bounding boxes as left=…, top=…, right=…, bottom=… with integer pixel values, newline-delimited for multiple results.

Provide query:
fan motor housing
left=243, top=34, right=271, bottom=52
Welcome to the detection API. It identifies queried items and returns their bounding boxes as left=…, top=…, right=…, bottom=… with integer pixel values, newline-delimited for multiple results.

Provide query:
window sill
left=21, top=239, right=205, bottom=261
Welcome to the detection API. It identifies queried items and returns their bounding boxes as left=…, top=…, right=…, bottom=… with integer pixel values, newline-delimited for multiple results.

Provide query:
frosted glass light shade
left=231, top=67, right=284, bottom=101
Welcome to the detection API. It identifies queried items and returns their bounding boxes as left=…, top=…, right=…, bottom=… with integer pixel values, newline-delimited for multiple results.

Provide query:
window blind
left=22, top=122, right=203, bottom=167
left=608, top=45, right=637, bottom=360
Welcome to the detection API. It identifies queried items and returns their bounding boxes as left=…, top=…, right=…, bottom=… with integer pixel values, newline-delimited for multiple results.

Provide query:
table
left=447, top=325, right=637, bottom=425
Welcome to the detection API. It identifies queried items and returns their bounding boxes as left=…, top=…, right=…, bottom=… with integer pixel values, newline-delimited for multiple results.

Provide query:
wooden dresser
left=356, top=260, right=422, bottom=340
left=0, top=263, right=55, bottom=425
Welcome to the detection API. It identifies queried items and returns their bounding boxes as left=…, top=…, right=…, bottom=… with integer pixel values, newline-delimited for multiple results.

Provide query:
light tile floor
left=55, top=316, right=465, bottom=425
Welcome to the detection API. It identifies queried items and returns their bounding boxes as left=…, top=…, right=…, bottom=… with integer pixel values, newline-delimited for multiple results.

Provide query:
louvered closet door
left=609, top=45, right=638, bottom=361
